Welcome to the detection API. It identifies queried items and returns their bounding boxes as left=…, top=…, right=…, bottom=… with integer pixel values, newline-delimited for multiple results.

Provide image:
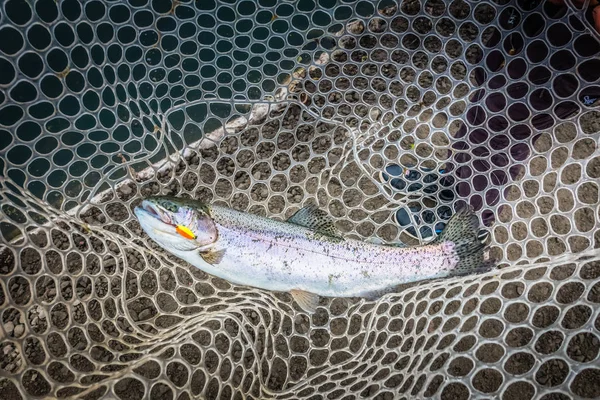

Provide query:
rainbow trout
left=135, top=196, right=490, bottom=312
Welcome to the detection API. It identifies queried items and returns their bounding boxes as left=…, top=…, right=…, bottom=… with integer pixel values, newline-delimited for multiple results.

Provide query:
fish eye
left=155, top=199, right=178, bottom=212
left=165, top=203, right=178, bottom=212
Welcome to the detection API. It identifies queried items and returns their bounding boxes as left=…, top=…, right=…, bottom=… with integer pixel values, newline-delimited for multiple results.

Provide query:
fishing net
left=1, top=0, right=600, bottom=398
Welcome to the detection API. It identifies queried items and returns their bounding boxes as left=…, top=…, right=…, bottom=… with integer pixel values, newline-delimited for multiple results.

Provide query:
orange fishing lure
left=176, top=225, right=196, bottom=240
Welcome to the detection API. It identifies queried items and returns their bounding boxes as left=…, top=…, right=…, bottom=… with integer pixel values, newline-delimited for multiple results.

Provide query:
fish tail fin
left=434, top=207, right=493, bottom=276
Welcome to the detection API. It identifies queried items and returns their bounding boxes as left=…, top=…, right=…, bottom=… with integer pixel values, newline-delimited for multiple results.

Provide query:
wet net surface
left=0, top=0, right=600, bottom=399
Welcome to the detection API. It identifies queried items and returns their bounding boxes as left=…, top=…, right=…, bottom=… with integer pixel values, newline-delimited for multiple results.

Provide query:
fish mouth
left=136, top=200, right=172, bottom=225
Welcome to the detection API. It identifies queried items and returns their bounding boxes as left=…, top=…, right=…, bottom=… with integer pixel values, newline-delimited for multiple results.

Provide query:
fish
left=135, top=196, right=492, bottom=313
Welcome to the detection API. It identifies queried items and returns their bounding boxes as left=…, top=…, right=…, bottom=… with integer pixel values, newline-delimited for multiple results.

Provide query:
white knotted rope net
left=0, top=0, right=599, bottom=399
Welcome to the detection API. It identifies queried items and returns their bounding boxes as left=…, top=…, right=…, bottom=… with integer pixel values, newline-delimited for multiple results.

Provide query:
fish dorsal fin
left=290, top=289, right=320, bottom=313
left=287, top=205, right=342, bottom=239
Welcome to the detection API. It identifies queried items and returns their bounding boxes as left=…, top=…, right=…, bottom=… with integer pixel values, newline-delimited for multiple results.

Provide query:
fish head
left=134, top=196, right=218, bottom=252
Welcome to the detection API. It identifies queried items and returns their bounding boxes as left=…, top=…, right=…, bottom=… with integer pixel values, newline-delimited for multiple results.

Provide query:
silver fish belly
left=203, top=206, right=459, bottom=298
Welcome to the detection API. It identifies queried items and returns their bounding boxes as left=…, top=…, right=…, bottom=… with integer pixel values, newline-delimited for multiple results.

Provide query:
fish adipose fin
left=287, top=205, right=342, bottom=239
left=199, top=248, right=226, bottom=265
left=433, top=207, right=493, bottom=276
left=290, top=289, right=320, bottom=313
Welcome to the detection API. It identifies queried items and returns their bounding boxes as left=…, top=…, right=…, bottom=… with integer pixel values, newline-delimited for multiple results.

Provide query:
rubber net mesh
left=1, top=0, right=600, bottom=399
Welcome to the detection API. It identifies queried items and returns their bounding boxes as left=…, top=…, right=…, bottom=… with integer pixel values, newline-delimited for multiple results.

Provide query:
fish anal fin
left=287, top=204, right=342, bottom=239
left=200, top=248, right=226, bottom=265
left=290, top=289, right=320, bottom=313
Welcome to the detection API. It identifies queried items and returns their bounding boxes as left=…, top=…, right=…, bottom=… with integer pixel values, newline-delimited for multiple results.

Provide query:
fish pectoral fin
left=290, top=289, right=320, bottom=313
left=287, top=204, right=342, bottom=239
left=199, top=248, right=226, bottom=265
